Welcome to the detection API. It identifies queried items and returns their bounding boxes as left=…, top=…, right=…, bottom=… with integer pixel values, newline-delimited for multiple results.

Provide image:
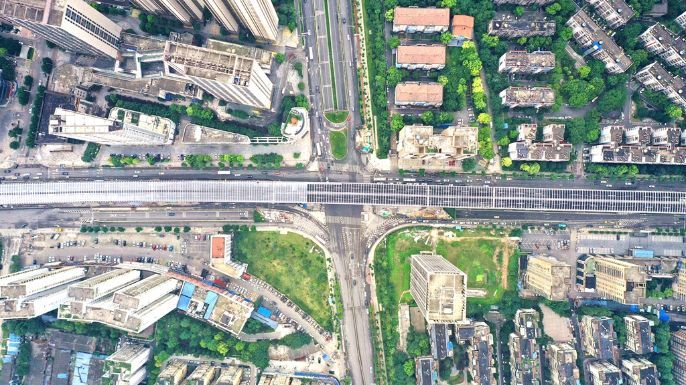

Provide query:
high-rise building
left=621, top=358, right=658, bottom=385
left=588, top=361, right=622, bottom=385
left=624, top=315, right=653, bottom=355
left=102, top=343, right=151, bottom=385
left=49, top=107, right=176, bottom=146
left=566, top=10, right=632, bottom=74
left=673, top=268, right=686, bottom=301
left=524, top=255, right=572, bottom=301
left=203, top=0, right=278, bottom=42
left=130, top=0, right=204, bottom=25
left=410, top=252, right=467, bottom=324
left=66, top=269, right=141, bottom=316
left=594, top=257, right=647, bottom=304
left=547, top=343, right=579, bottom=385
left=0, top=0, right=122, bottom=58
left=0, top=267, right=85, bottom=298
left=673, top=330, right=686, bottom=385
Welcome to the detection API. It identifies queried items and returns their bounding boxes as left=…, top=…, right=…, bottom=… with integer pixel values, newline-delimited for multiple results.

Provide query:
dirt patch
left=539, top=304, right=574, bottom=342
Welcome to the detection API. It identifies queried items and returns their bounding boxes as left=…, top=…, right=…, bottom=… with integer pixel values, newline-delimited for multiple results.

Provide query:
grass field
left=329, top=130, right=348, bottom=160
left=232, top=231, right=333, bottom=331
left=379, top=228, right=511, bottom=303
left=325, top=110, right=349, bottom=123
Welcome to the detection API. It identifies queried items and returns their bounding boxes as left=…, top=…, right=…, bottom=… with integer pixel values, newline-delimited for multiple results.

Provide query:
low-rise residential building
left=493, top=0, right=554, bottom=4
left=639, top=23, right=686, bottom=68
left=416, top=356, right=438, bottom=385
left=594, top=257, right=647, bottom=304
left=508, top=124, right=572, bottom=162
left=581, top=316, right=620, bottom=362
left=547, top=343, right=580, bottom=385
left=500, top=87, right=555, bottom=109
left=621, top=358, right=658, bottom=385
left=677, top=11, right=686, bottom=30
left=624, top=315, right=653, bottom=355
left=396, top=45, right=447, bottom=70
left=585, top=0, right=634, bottom=28
left=588, top=361, right=622, bottom=385
left=464, top=322, right=496, bottom=385
left=498, top=51, right=556, bottom=74
left=185, top=363, right=216, bottom=385
left=451, top=15, right=474, bottom=45
left=393, top=7, right=450, bottom=34
left=397, top=125, right=478, bottom=170
left=430, top=323, right=452, bottom=360
left=102, top=343, right=151, bottom=385
left=489, top=13, right=556, bottom=38
left=672, top=330, right=686, bottom=385
left=567, top=10, right=632, bottom=74
left=524, top=255, right=573, bottom=301
left=635, top=62, right=686, bottom=110
left=395, top=82, right=444, bottom=107
left=48, top=107, right=176, bottom=146
left=410, top=252, right=468, bottom=324
left=156, top=360, right=188, bottom=385
left=590, top=124, right=686, bottom=165
left=509, top=309, right=542, bottom=385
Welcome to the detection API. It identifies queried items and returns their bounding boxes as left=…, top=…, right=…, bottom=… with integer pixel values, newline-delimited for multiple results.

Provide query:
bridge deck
left=0, top=181, right=683, bottom=214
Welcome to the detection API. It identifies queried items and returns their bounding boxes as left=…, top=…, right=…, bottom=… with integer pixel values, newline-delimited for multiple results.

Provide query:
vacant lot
left=233, top=231, right=332, bottom=331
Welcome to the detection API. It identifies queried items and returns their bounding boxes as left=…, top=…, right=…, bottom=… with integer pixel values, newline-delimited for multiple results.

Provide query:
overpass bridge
left=0, top=180, right=685, bottom=214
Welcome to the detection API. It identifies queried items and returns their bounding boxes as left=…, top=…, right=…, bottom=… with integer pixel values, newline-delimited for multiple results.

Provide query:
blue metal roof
left=181, top=282, right=196, bottom=298
left=257, top=306, right=272, bottom=318
left=203, top=291, right=219, bottom=319
left=177, top=295, right=191, bottom=311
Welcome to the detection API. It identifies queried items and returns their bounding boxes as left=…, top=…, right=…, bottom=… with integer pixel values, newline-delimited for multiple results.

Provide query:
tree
left=173, top=227, right=180, bottom=234
left=389, top=36, right=400, bottom=49
left=578, top=65, right=591, bottom=79
left=9, top=141, right=19, bottom=149
left=513, top=6, right=525, bottom=16
left=501, top=157, right=512, bottom=167
left=497, top=136, right=510, bottom=146
left=462, top=157, right=476, bottom=172
left=403, top=360, right=415, bottom=377
left=183, top=226, right=191, bottom=233
left=164, top=225, right=172, bottom=232
left=545, top=2, right=562, bottom=14
left=477, top=113, right=491, bottom=125
left=387, top=67, right=403, bottom=87
left=0, top=47, right=6, bottom=57
left=135, top=226, right=143, bottom=232
left=274, top=53, right=285, bottom=64
left=420, top=111, right=434, bottom=124
left=23, top=75, right=32, bottom=88
left=439, top=0, right=457, bottom=7
left=598, top=88, right=627, bottom=115
left=390, top=114, right=404, bottom=132
left=520, top=163, right=541, bottom=175
left=154, top=226, right=162, bottom=232
left=384, top=9, right=394, bottom=22
left=437, top=75, right=449, bottom=86
left=16, top=87, right=29, bottom=105
left=667, top=105, right=683, bottom=120
left=297, top=82, right=305, bottom=91
left=481, top=34, right=500, bottom=48
left=440, top=31, right=453, bottom=45
left=41, top=57, right=53, bottom=74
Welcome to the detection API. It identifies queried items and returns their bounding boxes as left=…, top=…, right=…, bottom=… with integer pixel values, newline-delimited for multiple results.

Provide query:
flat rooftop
left=205, top=39, right=272, bottom=68
left=165, top=41, right=256, bottom=85
left=502, top=51, right=555, bottom=69
left=395, top=82, right=443, bottom=104
left=490, top=13, right=556, bottom=35
left=108, top=107, right=175, bottom=138
left=394, top=7, right=450, bottom=27
left=502, top=87, right=555, bottom=104
left=396, top=45, right=446, bottom=65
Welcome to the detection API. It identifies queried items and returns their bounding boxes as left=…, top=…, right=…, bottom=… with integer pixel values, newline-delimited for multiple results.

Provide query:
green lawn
left=232, top=231, right=333, bottom=331
left=329, top=130, right=348, bottom=159
left=325, top=110, right=349, bottom=123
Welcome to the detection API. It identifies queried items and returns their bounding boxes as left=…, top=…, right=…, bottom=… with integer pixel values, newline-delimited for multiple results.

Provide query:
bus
left=217, top=170, right=231, bottom=175
left=316, top=143, right=322, bottom=157
left=309, top=47, right=314, bottom=61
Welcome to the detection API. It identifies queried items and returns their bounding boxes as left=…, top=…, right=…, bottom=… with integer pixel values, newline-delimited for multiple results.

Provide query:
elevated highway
left=0, top=180, right=685, bottom=214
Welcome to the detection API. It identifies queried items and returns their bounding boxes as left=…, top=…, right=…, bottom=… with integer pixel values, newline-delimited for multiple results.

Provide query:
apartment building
left=498, top=51, right=556, bottom=74
left=410, top=252, right=467, bottom=324
left=581, top=316, right=619, bottom=362
left=395, top=82, right=444, bottom=107
left=624, top=315, right=653, bottom=355
left=464, top=322, right=496, bottom=385
left=509, top=309, right=542, bottom=385
left=594, top=257, right=647, bottom=304
left=430, top=324, right=452, bottom=360
left=102, top=343, right=151, bottom=385
left=130, top=0, right=204, bottom=25
left=639, top=23, right=686, bottom=68
left=500, top=87, right=555, bottom=108
left=49, top=107, right=176, bottom=146
left=452, top=15, right=474, bottom=45
left=677, top=11, right=686, bottom=30
left=673, top=268, right=686, bottom=301
left=392, top=7, right=450, bottom=34
left=156, top=360, right=188, bottom=385
left=590, top=123, right=686, bottom=165
left=566, top=11, right=632, bottom=74
left=621, top=358, right=658, bottom=385
left=635, top=62, right=686, bottom=109
left=416, top=356, right=438, bottom=385
left=66, top=269, right=141, bottom=316
left=547, top=343, right=579, bottom=385
left=202, top=0, right=278, bottom=41
left=524, top=255, right=573, bottom=301
left=588, top=361, right=622, bottom=385
left=585, top=0, right=634, bottom=28
left=0, top=267, right=85, bottom=298
left=672, top=330, right=686, bottom=385
left=396, top=45, right=447, bottom=70
left=397, top=125, right=478, bottom=170
left=509, top=124, right=572, bottom=162
left=488, top=13, right=556, bottom=38
left=0, top=0, right=122, bottom=58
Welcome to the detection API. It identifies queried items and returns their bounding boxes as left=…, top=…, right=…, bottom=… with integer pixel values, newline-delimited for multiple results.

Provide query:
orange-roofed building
left=393, top=7, right=450, bottom=34
left=396, top=45, right=446, bottom=71
left=451, top=15, right=474, bottom=45
left=211, top=236, right=225, bottom=259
